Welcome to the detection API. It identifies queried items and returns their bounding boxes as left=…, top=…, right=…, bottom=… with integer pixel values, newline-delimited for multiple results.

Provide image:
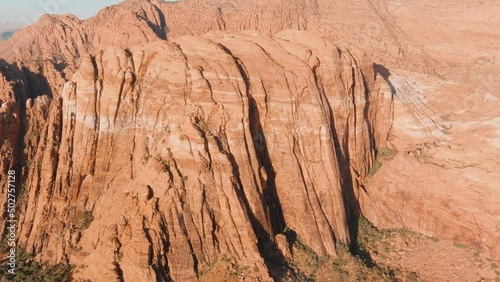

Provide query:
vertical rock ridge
left=1, top=30, right=392, bottom=281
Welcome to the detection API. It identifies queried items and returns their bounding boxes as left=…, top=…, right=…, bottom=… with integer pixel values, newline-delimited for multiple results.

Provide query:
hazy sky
left=0, top=0, right=123, bottom=25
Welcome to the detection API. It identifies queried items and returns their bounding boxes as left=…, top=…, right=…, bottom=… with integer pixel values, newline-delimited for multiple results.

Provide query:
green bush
left=368, top=160, right=382, bottom=177
left=74, top=211, right=94, bottom=232
left=453, top=242, right=467, bottom=249
left=80, top=211, right=95, bottom=229
left=368, top=148, right=398, bottom=177
left=0, top=249, right=73, bottom=282
left=377, top=148, right=398, bottom=159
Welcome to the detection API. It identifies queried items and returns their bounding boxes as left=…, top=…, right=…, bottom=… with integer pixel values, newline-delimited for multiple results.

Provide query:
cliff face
left=0, top=0, right=434, bottom=73
left=0, top=15, right=392, bottom=280
left=1, top=0, right=499, bottom=280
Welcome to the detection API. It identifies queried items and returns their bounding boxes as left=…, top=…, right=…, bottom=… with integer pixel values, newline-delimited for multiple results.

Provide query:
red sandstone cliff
left=0, top=3, right=392, bottom=278
left=1, top=0, right=499, bottom=281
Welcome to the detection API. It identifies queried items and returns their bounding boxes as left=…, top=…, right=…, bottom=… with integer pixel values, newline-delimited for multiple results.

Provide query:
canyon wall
left=0, top=16, right=392, bottom=279
left=1, top=0, right=499, bottom=280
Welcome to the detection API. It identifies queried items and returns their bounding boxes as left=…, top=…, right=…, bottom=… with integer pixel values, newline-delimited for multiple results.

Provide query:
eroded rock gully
left=0, top=23, right=393, bottom=281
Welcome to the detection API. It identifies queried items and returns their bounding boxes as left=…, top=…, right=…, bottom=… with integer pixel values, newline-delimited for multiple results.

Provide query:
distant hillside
left=0, top=21, right=22, bottom=29
left=0, top=30, right=16, bottom=41
left=0, top=22, right=22, bottom=41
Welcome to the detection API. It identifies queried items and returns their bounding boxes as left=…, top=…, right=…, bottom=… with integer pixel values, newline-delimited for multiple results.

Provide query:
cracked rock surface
left=1, top=0, right=499, bottom=280
left=0, top=27, right=391, bottom=280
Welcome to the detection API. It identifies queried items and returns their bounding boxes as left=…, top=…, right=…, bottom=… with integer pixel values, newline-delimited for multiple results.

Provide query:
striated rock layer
left=0, top=28, right=392, bottom=281
left=3, top=0, right=498, bottom=280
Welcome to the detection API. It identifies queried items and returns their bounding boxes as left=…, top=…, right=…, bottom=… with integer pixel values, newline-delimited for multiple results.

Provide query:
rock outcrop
left=1, top=0, right=499, bottom=280
left=0, top=22, right=392, bottom=280
left=0, top=0, right=436, bottom=74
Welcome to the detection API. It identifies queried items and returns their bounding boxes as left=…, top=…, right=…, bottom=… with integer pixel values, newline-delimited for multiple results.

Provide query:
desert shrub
left=377, top=148, right=398, bottom=159
left=368, top=148, right=399, bottom=177
left=0, top=249, right=73, bottom=282
left=73, top=211, right=94, bottom=232
left=453, top=242, right=467, bottom=249
left=368, top=160, right=382, bottom=177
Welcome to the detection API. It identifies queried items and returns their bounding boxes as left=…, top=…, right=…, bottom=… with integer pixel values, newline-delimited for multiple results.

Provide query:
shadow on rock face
left=0, top=58, right=53, bottom=104
left=374, top=63, right=396, bottom=95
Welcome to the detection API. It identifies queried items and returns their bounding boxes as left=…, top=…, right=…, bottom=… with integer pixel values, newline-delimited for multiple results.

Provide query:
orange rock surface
left=0, top=0, right=498, bottom=280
